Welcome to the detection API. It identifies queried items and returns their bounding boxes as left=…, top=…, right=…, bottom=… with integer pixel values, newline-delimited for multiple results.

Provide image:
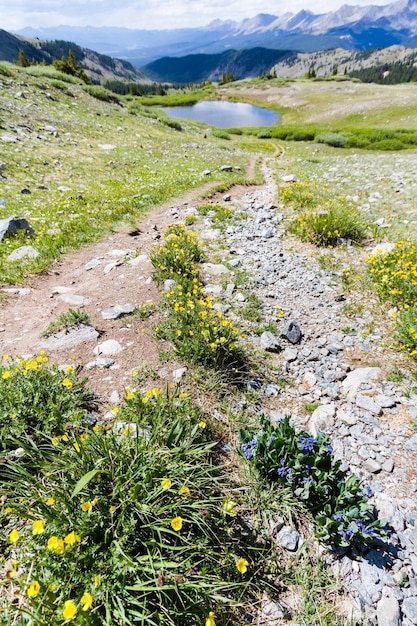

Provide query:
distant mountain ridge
left=16, top=0, right=417, bottom=65
left=142, top=48, right=295, bottom=83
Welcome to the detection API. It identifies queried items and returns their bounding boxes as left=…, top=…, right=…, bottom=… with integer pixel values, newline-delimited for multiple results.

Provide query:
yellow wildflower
left=32, top=520, right=45, bottom=535
left=161, top=479, right=172, bottom=490
left=81, top=592, right=93, bottom=611
left=236, top=558, right=249, bottom=574
left=205, top=611, right=216, bottom=626
left=46, top=497, right=55, bottom=506
left=198, top=421, right=206, bottom=429
left=2, top=370, right=11, bottom=379
left=27, top=581, right=40, bottom=598
left=179, top=486, right=190, bottom=496
left=73, top=442, right=80, bottom=453
left=171, top=516, right=183, bottom=531
left=64, top=531, right=80, bottom=546
left=47, top=536, right=65, bottom=554
left=62, top=599, right=77, bottom=620
left=62, top=378, right=73, bottom=389
left=9, top=529, right=19, bottom=544
left=81, top=501, right=93, bottom=513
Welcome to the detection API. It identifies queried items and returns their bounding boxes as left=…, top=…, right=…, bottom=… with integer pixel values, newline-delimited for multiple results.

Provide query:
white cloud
left=0, top=0, right=395, bottom=30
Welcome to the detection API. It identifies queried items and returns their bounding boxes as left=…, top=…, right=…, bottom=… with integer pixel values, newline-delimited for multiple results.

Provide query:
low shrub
left=280, top=181, right=320, bottom=209
left=240, top=414, right=386, bottom=549
left=212, top=129, right=230, bottom=140
left=367, top=240, right=417, bottom=307
left=82, top=85, right=119, bottom=103
left=315, top=132, right=348, bottom=148
left=150, top=225, right=246, bottom=371
left=257, top=129, right=272, bottom=139
left=396, top=306, right=417, bottom=357
left=0, top=354, right=96, bottom=453
left=24, top=66, right=81, bottom=83
left=41, top=309, right=91, bottom=337
left=2, top=389, right=271, bottom=625
left=288, top=202, right=366, bottom=247
left=150, top=224, right=204, bottom=286
left=0, top=62, right=14, bottom=77
left=162, top=118, right=182, bottom=131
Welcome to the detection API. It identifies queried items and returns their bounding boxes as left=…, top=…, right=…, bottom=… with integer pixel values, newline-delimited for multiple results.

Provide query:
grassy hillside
left=0, top=30, right=146, bottom=83
left=0, top=62, right=263, bottom=283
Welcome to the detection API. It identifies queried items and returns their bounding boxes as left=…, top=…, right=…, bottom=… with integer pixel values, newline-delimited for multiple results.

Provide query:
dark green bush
left=315, top=132, right=348, bottom=148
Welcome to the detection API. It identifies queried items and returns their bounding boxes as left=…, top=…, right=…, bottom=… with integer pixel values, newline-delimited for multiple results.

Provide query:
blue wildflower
left=327, top=444, right=333, bottom=456
left=241, top=438, right=257, bottom=460
left=299, top=436, right=314, bottom=453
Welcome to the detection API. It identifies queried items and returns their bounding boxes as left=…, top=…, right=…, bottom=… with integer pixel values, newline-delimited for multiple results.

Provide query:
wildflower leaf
left=71, top=468, right=102, bottom=498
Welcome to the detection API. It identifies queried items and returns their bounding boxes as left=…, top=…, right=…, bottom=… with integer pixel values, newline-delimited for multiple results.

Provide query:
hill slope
left=142, top=48, right=296, bottom=82
left=0, top=29, right=146, bottom=83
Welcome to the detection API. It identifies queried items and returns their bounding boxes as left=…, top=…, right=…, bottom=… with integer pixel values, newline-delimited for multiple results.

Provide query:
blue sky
left=1, top=0, right=395, bottom=31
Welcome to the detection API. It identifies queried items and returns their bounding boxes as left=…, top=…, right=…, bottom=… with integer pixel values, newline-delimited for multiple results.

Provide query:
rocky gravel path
left=1, top=157, right=417, bottom=625
left=193, top=159, right=417, bottom=626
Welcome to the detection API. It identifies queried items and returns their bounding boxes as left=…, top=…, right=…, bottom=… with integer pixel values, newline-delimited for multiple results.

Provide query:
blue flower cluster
left=299, top=435, right=315, bottom=453
left=241, top=438, right=257, bottom=460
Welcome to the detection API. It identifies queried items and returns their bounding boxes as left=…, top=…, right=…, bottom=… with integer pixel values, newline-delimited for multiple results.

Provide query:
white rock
left=172, top=367, right=187, bottom=383
left=369, top=242, right=395, bottom=257
left=309, top=403, right=336, bottom=436
left=282, top=174, right=297, bottom=183
left=342, top=367, right=381, bottom=401
left=59, top=294, right=88, bottom=307
left=201, top=263, right=229, bottom=276
left=93, top=340, right=123, bottom=356
left=8, top=245, right=39, bottom=261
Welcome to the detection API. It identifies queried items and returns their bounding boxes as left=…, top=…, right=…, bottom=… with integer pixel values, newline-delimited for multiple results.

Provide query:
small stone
left=164, top=279, right=177, bottom=292
left=405, top=434, right=417, bottom=451
left=303, top=372, right=317, bottom=388
left=220, top=164, right=233, bottom=172
left=37, top=325, right=99, bottom=351
left=342, top=367, right=381, bottom=400
left=356, top=394, right=382, bottom=416
left=402, top=597, right=417, bottom=623
left=59, top=294, right=88, bottom=307
left=93, top=340, right=123, bottom=356
left=110, top=391, right=120, bottom=404
left=85, top=258, right=101, bottom=270
left=172, top=367, right=187, bottom=383
left=282, top=174, right=297, bottom=183
left=309, top=403, right=336, bottom=436
left=363, top=459, right=382, bottom=474
left=281, top=321, right=302, bottom=344
left=102, top=304, right=134, bottom=320
left=0, top=217, right=34, bottom=243
left=382, top=459, right=395, bottom=473
left=202, top=262, right=229, bottom=276
left=85, top=358, right=115, bottom=370
left=202, top=169, right=211, bottom=176
left=260, top=331, right=281, bottom=353
left=223, top=194, right=231, bottom=202
left=275, top=526, right=301, bottom=551
left=8, top=245, right=39, bottom=261
left=283, top=347, right=298, bottom=361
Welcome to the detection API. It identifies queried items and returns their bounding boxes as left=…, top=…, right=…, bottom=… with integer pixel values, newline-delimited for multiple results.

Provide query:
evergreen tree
left=16, top=49, right=30, bottom=67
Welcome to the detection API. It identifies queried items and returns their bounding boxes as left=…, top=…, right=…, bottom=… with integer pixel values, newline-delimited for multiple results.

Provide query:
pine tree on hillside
left=53, top=49, right=90, bottom=84
left=16, top=49, right=30, bottom=67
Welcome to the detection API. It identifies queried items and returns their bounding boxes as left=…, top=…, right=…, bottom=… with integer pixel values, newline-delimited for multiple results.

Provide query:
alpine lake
left=161, top=100, right=280, bottom=128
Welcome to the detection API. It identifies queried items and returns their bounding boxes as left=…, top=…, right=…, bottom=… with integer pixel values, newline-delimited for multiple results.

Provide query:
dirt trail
left=0, top=157, right=263, bottom=405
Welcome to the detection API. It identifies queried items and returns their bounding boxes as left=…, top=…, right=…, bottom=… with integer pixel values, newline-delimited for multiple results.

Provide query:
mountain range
left=16, top=0, right=417, bottom=66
